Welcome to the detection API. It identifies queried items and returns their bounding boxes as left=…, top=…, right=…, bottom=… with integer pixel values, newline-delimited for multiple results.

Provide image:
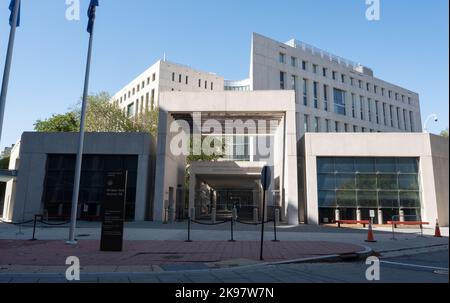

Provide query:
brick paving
left=0, top=240, right=364, bottom=266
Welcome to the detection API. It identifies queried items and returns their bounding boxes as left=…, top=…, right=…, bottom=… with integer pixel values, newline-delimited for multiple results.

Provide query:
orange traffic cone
left=435, top=219, right=442, bottom=238
left=365, top=220, right=377, bottom=243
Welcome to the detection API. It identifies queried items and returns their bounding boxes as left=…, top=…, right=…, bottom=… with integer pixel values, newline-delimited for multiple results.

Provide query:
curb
left=267, top=245, right=373, bottom=266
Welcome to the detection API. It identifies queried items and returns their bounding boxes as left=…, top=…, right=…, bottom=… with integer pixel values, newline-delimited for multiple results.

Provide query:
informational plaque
left=100, top=171, right=127, bottom=252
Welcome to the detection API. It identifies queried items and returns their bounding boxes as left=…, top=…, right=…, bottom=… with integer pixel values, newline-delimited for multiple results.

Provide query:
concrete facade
left=250, top=33, right=423, bottom=140
left=154, top=91, right=299, bottom=224
left=111, top=60, right=224, bottom=116
left=2, top=133, right=156, bottom=223
left=299, top=133, right=449, bottom=226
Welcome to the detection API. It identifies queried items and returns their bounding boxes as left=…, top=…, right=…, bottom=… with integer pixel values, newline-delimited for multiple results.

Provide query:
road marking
left=380, top=260, right=449, bottom=271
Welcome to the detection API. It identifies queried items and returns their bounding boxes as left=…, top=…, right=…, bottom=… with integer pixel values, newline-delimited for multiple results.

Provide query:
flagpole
left=0, top=0, right=20, bottom=143
left=66, top=11, right=96, bottom=245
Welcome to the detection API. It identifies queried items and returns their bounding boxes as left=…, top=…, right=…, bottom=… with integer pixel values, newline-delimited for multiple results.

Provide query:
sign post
left=100, top=171, right=127, bottom=252
left=260, top=166, right=271, bottom=261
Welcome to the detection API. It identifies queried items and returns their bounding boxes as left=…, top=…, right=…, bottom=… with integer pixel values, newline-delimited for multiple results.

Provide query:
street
left=0, top=249, right=447, bottom=283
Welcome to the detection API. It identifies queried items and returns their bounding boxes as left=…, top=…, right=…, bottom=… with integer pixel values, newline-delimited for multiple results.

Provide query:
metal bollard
left=30, top=215, right=42, bottom=241
left=272, top=208, right=280, bottom=242
left=185, top=217, right=192, bottom=242
left=229, top=216, right=236, bottom=242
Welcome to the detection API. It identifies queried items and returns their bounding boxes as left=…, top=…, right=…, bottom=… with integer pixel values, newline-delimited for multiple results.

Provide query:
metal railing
left=390, top=214, right=426, bottom=240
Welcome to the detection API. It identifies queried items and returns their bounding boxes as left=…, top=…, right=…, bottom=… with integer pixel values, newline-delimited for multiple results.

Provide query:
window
left=334, top=121, right=339, bottom=132
left=198, top=79, right=201, bottom=88
left=409, top=111, right=415, bottom=132
left=151, top=89, right=155, bottom=109
left=323, top=85, right=329, bottom=111
left=179, top=74, right=182, bottom=83
left=353, top=125, right=358, bottom=132
left=332, top=71, right=337, bottom=80
left=205, top=80, right=208, bottom=89
left=360, top=96, right=365, bottom=120
left=382, top=103, right=387, bottom=126
left=127, top=103, right=135, bottom=117
left=325, top=119, right=330, bottom=132
left=374, top=86, right=378, bottom=94
left=341, top=74, right=346, bottom=83
left=408, top=97, right=412, bottom=105
left=291, top=75, right=297, bottom=91
left=313, top=64, right=318, bottom=74
left=314, top=117, right=320, bottom=132
left=303, top=79, right=308, bottom=106
left=137, top=84, right=140, bottom=92
left=381, top=88, right=385, bottom=97
left=351, top=94, right=356, bottom=118
left=368, top=98, right=373, bottom=122
left=302, top=61, right=308, bottom=71
left=350, top=77, right=354, bottom=86
left=323, top=68, right=327, bottom=77
left=390, top=106, right=394, bottom=127
left=141, top=81, right=145, bottom=89
left=211, top=82, right=214, bottom=90
left=359, top=80, right=363, bottom=89
left=344, top=123, right=348, bottom=132
left=152, top=73, right=156, bottom=81
left=172, top=72, right=175, bottom=82
left=185, top=76, right=189, bottom=85
left=388, top=90, right=392, bottom=99
left=132, top=88, right=135, bottom=95
left=333, top=88, right=346, bottom=115
left=375, top=100, right=380, bottom=124
left=313, top=81, right=319, bottom=109
left=403, top=109, right=408, bottom=130
left=397, top=107, right=401, bottom=129
left=280, top=72, right=286, bottom=89
left=366, top=83, right=370, bottom=92
left=279, top=53, right=286, bottom=64
left=304, top=115, right=309, bottom=132
left=291, top=56, right=297, bottom=67
left=147, top=77, right=150, bottom=85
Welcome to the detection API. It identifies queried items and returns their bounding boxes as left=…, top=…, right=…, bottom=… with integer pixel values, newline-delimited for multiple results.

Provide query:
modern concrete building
left=111, top=60, right=224, bottom=117
left=1, top=132, right=155, bottom=223
left=154, top=91, right=299, bottom=224
left=299, top=133, right=449, bottom=226
left=249, top=33, right=422, bottom=140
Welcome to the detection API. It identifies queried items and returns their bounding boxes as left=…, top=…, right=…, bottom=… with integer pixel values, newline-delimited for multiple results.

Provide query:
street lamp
left=423, top=114, right=438, bottom=133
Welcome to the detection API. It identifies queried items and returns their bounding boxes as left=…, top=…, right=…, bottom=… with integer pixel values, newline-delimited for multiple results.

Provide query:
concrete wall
left=2, top=132, right=156, bottom=223
left=250, top=33, right=423, bottom=141
left=300, top=133, right=449, bottom=226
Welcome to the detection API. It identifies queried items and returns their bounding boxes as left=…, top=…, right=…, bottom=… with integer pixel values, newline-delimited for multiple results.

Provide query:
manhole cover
left=434, top=270, right=449, bottom=275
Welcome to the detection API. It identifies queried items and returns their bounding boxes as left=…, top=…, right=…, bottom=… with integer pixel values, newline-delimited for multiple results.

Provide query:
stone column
left=335, top=209, right=340, bottom=222
left=357, top=209, right=362, bottom=221
left=378, top=209, right=383, bottom=225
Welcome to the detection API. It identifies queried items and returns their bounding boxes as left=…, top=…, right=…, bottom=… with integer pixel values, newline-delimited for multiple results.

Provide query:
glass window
left=357, top=191, right=378, bottom=208
left=318, top=191, right=336, bottom=208
left=318, top=158, right=334, bottom=173
left=333, top=88, right=346, bottom=115
left=318, top=174, right=335, bottom=190
left=335, top=158, right=355, bottom=172
left=280, top=72, right=285, bottom=89
left=399, top=174, right=419, bottom=190
left=336, top=174, right=355, bottom=190
left=337, top=191, right=356, bottom=207
left=397, top=158, right=418, bottom=173
left=356, top=174, right=377, bottom=189
left=355, top=158, right=375, bottom=172
left=400, top=192, right=421, bottom=208
left=279, top=53, right=286, bottom=64
left=379, top=191, right=399, bottom=208
left=378, top=174, right=398, bottom=190
left=376, top=158, right=397, bottom=173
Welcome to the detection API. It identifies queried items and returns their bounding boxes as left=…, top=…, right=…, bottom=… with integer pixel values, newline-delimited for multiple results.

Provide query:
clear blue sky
left=0, top=0, right=448, bottom=150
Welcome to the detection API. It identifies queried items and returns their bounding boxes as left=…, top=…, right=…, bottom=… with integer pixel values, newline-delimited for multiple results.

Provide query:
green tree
left=34, top=112, right=79, bottom=132
left=440, top=128, right=449, bottom=138
left=0, top=157, right=10, bottom=169
left=34, top=92, right=159, bottom=136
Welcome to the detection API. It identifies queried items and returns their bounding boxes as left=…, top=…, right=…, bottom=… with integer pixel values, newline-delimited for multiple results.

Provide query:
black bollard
left=272, top=208, right=280, bottom=242
left=229, top=216, right=236, bottom=242
left=185, top=217, right=192, bottom=242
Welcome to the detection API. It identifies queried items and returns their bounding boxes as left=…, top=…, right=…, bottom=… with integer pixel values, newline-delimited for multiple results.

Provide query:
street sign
left=100, top=171, right=127, bottom=252
left=261, top=166, right=272, bottom=191
left=370, top=210, right=376, bottom=218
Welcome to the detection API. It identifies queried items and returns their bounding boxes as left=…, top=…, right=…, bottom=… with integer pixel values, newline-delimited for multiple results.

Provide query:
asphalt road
left=0, top=249, right=448, bottom=283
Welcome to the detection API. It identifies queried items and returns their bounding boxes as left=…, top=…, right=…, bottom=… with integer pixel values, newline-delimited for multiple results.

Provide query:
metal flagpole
left=67, top=0, right=99, bottom=244
left=0, top=0, right=21, bottom=143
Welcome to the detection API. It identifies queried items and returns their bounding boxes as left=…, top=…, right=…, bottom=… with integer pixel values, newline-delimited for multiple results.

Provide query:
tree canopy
left=34, top=92, right=159, bottom=136
left=440, top=128, right=449, bottom=138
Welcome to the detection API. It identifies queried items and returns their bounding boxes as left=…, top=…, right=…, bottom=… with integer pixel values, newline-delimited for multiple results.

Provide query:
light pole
left=423, top=114, right=438, bottom=133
